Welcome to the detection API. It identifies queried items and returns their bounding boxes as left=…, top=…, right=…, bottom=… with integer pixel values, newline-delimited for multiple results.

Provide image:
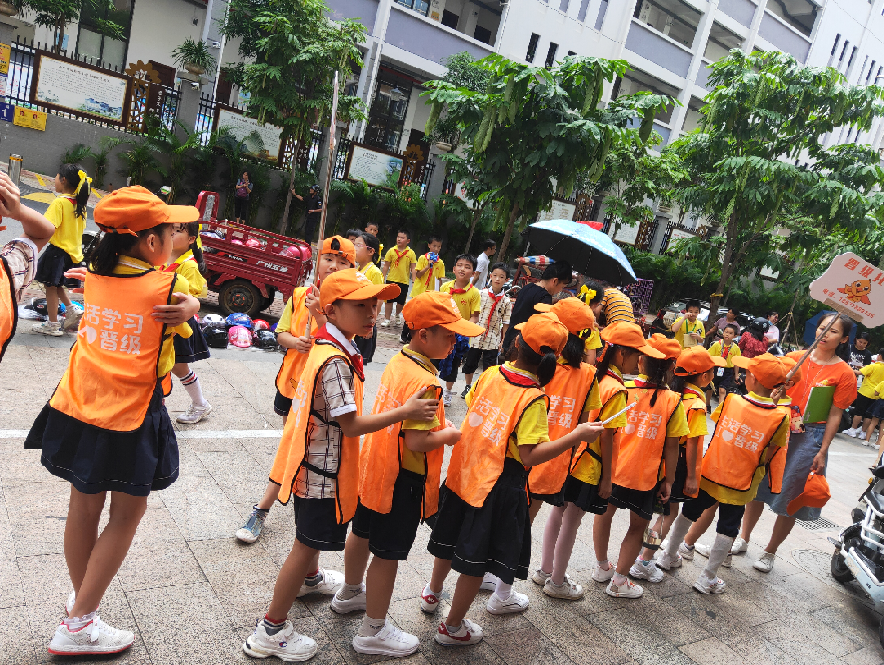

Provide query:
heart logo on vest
left=468, top=412, right=483, bottom=428
left=721, top=430, right=734, bottom=442
left=79, top=325, right=97, bottom=344
left=624, top=424, right=635, bottom=434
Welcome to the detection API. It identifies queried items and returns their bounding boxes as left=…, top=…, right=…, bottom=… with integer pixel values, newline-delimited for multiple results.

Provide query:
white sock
left=64, top=610, right=96, bottom=631
left=423, top=581, right=441, bottom=596
left=494, top=579, right=512, bottom=600
left=665, top=513, right=694, bottom=557
left=180, top=370, right=207, bottom=407
left=358, top=615, right=386, bottom=637
left=703, top=534, right=735, bottom=580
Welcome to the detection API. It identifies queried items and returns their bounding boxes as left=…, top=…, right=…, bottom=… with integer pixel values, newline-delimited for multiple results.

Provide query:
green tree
left=669, top=50, right=884, bottom=321
left=145, top=117, right=205, bottom=203
left=221, top=0, right=367, bottom=234
left=13, top=1, right=124, bottom=53
left=424, top=54, right=672, bottom=258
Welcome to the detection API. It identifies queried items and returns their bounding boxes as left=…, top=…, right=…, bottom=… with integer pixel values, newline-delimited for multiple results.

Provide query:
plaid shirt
left=293, top=324, right=359, bottom=500
left=1, top=238, right=38, bottom=301
left=470, top=288, right=512, bottom=351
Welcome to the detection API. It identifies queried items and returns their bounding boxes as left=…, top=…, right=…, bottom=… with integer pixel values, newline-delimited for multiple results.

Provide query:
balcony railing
left=386, top=5, right=493, bottom=64
left=758, top=10, right=811, bottom=63
left=717, top=0, right=756, bottom=28
left=624, top=20, right=693, bottom=78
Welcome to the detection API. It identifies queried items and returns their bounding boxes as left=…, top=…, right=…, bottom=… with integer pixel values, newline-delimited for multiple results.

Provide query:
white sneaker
left=531, top=568, right=551, bottom=586
left=420, top=583, right=441, bottom=614
left=629, top=559, right=664, bottom=582
left=694, top=543, right=732, bottom=568
left=63, top=307, right=83, bottom=332
left=297, top=568, right=344, bottom=597
left=435, top=619, right=484, bottom=646
left=330, top=584, right=366, bottom=614
left=243, top=619, right=317, bottom=661
left=48, top=616, right=135, bottom=655
left=654, top=550, right=682, bottom=570
left=443, top=390, right=453, bottom=408
left=543, top=576, right=584, bottom=600
left=730, top=537, right=749, bottom=554
left=32, top=321, right=63, bottom=336
left=352, top=622, right=419, bottom=657
left=605, top=578, right=643, bottom=599
left=693, top=575, right=727, bottom=595
left=379, top=318, right=391, bottom=328
left=176, top=402, right=213, bottom=424
left=753, top=551, right=775, bottom=573
left=592, top=562, right=616, bottom=583
left=479, top=572, right=498, bottom=591
left=486, top=590, right=529, bottom=615
left=842, top=427, right=856, bottom=437
left=678, top=542, right=695, bottom=561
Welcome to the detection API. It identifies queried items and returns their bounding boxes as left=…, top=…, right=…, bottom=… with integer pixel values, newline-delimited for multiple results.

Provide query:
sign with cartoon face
left=810, top=252, right=884, bottom=327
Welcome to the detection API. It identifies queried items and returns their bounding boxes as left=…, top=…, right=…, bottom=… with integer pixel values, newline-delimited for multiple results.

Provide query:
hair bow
left=74, top=169, right=92, bottom=196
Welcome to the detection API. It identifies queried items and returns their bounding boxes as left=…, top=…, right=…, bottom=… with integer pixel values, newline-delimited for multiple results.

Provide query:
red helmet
left=253, top=319, right=270, bottom=331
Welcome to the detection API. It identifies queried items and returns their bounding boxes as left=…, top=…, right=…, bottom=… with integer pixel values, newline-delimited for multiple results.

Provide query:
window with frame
left=395, top=0, right=430, bottom=16
left=77, top=0, right=135, bottom=70
left=526, top=33, right=540, bottom=62
left=365, top=72, right=413, bottom=153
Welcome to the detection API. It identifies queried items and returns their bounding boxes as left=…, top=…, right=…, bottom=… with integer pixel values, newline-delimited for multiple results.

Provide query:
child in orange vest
left=420, top=312, right=604, bottom=646
left=25, top=187, right=201, bottom=655
left=243, top=269, right=440, bottom=661
left=634, top=346, right=726, bottom=577
left=592, top=331, right=687, bottom=599
left=235, top=236, right=355, bottom=545
left=525, top=298, right=601, bottom=602
left=331, top=291, right=483, bottom=657
left=655, top=353, right=793, bottom=594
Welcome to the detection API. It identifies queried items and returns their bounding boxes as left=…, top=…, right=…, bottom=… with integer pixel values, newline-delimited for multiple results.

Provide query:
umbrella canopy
left=521, top=220, right=636, bottom=285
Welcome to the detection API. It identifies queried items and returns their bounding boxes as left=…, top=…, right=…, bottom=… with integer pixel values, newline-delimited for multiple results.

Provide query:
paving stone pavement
left=2, top=312, right=884, bottom=665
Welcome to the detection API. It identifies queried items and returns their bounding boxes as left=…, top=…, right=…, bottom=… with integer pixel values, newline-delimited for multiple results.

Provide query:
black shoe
left=460, top=384, right=471, bottom=398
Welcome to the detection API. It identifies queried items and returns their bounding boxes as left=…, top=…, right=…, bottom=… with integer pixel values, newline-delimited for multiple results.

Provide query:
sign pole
left=305, top=70, right=340, bottom=336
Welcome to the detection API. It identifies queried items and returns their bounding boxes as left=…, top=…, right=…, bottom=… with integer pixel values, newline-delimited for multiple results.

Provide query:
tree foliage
left=13, top=1, right=124, bottom=53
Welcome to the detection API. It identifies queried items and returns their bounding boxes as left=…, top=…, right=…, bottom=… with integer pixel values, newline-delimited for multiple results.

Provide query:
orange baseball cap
left=319, top=268, right=400, bottom=309
left=403, top=291, right=486, bottom=336
left=321, top=235, right=355, bottom=265
left=515, top=312, right=568, bottom=355
left=600, top=322, right=665, bottom=359
left=732, top=353, right=789, bottom=389
left=674, top=346, right=728, bottom=376
left=787, top=472, right=831, bottom=516
left=648, top=333, right=682, bottom=360
left=94, top=186, right=199, bottom=235
left=535, top=297, right=595, bottom=334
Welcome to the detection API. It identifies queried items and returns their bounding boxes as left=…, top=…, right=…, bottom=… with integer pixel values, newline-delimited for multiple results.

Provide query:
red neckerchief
left=743, top=393, right=777, bottom=410
left=720, top=342, right=733, bottom=360
left=313, top=324, right=364, bottom=380
left=449, top=283, right=473, bottom=295
left=483, top=289, right=505, bottom=330
left=392, top=247, right=410, bottom=266
left=422, top=253, right=436, bottom=289
left=63, top=196, right=76, bottom=205
left=606, top=370, right=625, bottom=385
left=632, top=377, right=658, bottom=389
left=683, top=387, right=704, bottom=400
left=500, top=364, right=540, bottom=388
left=163, top=256, right=196, bottom=272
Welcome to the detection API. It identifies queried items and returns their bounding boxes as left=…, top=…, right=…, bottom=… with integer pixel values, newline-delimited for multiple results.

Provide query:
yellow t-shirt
left=359, top=261, right=384, bottom=286
left=399, top=347, right=443, bottom=474
left=46, top=195, right=86, bottom=263
left=440, top=281, right=481, bottom=321
left=674, top=317, right=705, bottom=348
left=583, top=327, right=602, bottom=354
left=411, top=254, right=446, bottom=297
left=167, top=250, right=207, bottom=298
left=709, top=340, right=740, bottom=368
left=276, top=295, right=297, bottom=334
left=114, top=256, right=191, bottom=377
left=683, top=383, right=709, bottom=439
left=465, top=362, right=550, bottom=465
left=384, top=246, right=416, bottom=284
left=860, top=362, right=884, bottom=399
left=700, top=391, right=789, bottom=505
left=570, top=367, right=627, bottom=484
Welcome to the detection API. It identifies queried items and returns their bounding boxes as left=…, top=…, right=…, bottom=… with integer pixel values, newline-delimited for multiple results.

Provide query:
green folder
left=803, top=385, right=835, bottom=424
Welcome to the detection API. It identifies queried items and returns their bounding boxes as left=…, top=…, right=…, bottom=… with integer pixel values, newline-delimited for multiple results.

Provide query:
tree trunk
left=707, top=212, right=739, bottom=325
left=497, top=202, right=520, bottom=262
left=278, top=139, right=299, bottom=236
left=56, top=19, right=64, bottom=54
left=463, top=203, right=484, bottom=254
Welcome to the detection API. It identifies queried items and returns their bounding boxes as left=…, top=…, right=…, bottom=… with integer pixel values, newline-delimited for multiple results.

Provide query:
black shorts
left=35, top=244, right=75, bottom=288
left=680, top=489, right=746, bottom=538
left=439, top=347, right=467, bottom=384
left=353, top=326, right=377, bottom=364
left=713, top=367, right=735, bottom=392
left=427, top=458, right=531, bottom=584
left=663, top=446, right=692, bottom=513
left=852, top=394, right=876, bottom=418
left=529, top=490, right=565, bottom=508
left=387, top=281, right=408, bottom=307
left=462, top=347, right=499, bottom=376
left=274, top=390, right=293, bottom=416
left=609, top=482, right=660, bottom=521
left=562, top=475, right=609, bottom=514
left=351, top=469, right=426, bottom=560
left=293, top=495, right=349, bottom=551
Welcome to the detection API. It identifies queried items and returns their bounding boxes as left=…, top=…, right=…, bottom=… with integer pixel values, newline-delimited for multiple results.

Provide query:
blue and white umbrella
left=521, top=220, right=637, bottom=285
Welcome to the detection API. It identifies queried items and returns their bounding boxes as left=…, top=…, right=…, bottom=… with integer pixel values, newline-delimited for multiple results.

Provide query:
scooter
left=830, top=453, right=884, bottom=647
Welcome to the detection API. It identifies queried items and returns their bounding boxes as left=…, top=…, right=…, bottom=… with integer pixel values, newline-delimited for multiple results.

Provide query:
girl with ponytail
left=423, top=312, right=604, bottom=644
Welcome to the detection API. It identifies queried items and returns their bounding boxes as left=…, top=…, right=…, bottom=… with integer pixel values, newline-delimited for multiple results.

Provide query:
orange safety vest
left=612, top=383, right=682, bottom=491
left=270, top=340, right=364, bottom=523
left=701, top=393, right=788, bottom=495
left=0, top=256, right=16, bottom=363
left=528, top=362, right=597, bottom=495
left=275, top=286, right=320, bottom=399
left=678, top=387, right=707, bottom=498
left=570, top=372, right=626, bottom=483
left=358, top=351, right=445, bottom=518
left=446, top=366, right=548, bottom=508
left=49, top=270, right=176, bottom=431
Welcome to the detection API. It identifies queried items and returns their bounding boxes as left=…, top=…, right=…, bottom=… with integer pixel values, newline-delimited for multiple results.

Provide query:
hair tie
left=74, top=169, right=92, bottom=196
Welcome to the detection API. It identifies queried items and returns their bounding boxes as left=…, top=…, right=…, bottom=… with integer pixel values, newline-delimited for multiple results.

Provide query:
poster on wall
left=346, top=144, right=403, bottom=188
left=14, top=106, right=47, bottom=130
left=452, top=181, right=475, bottom=208
left=0, top=43, right=10, bottom=74
left=32, top=54, right=128, bottom=124
left=216, top=108, right=283, bottom=162
left=668, top=227, right=696, bottom=244
left=538, top=199, right=577, bottom=223
left=611, top=221, right=639, bottom=245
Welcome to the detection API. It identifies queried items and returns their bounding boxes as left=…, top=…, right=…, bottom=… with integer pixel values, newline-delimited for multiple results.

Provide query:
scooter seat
left=868, top=491, right=884, bottom=515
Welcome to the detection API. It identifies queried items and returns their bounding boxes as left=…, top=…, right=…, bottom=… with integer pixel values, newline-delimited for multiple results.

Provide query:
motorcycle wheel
left=831, top=551, right=855, bottom=584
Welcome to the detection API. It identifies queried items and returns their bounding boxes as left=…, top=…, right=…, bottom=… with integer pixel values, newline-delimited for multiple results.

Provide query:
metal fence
left=195, top=93, right=216, bottom=143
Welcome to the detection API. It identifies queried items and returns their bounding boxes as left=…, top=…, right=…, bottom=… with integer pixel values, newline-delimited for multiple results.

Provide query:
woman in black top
left=502, top=261, right=572, bottom=355
left=234, top=171, right=253, bottom=223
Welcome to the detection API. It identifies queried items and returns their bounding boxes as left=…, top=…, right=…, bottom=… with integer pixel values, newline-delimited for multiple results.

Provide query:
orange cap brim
left=439, top=318, right=486, bottom=337
left=339, top=283, right=402, bottom=302
left=534, top=303, right=553, bottom=312
left=637, top=344, right=666, bottom=359
left=710, top=356, right=728, bottom=368
left=731, top=356, right=753, bottom=370
left=168, top=205, right=201, bottom=224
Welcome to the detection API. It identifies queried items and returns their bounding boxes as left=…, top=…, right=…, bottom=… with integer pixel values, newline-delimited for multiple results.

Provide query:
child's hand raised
left=305, top=284, right=321, bottom=317
left=292, top=335, right=314, bottom=354
left=439, top=426, right=461, bottom=446
left=63, top=267, right=89, bottom=293
left=0, top=170, right=22, bottom=219
left=152, top=293, right=200, bottom=325
left=402, top=387, right=440, bottom=422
